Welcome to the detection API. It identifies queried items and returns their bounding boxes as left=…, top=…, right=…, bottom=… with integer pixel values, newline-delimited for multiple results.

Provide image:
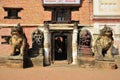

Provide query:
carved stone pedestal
left=0, top=56, right=8, bottom=68
left=0, top=55, right=44, bottom=68
left=7, top=56, right=23, bottom=68
left=78, top=57, right=95, bottom=68
left=0, top=56, right=23, bottom=68
left=30, top=55, right=43, bottom=67
left=78, top=46, right=93, bottom=57
left=27, top=49, right=44, bottom=67
left=7, top=59, right=23, bottom=68
left=78, top=46, right=95, bottom=68
left=114, top=56, right=120, bottom=68
left=95, top=60, right=117, bottom=69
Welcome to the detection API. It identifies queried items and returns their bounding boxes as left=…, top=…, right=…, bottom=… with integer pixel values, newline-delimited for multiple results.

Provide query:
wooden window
left=3, top=7, right=23, bottom=19
left=52, top=8, right=71, bottom=23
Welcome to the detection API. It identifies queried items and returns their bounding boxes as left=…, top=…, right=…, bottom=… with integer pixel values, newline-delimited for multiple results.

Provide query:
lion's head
left=100, top=25, right=113, bottom=37
left=11, top=23, right=24, bottom=36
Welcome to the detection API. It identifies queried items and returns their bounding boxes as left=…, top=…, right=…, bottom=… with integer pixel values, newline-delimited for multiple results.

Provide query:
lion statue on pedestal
left=9, top=23, right=29, bottom=56
left=94, top=25, right=114, bottom=60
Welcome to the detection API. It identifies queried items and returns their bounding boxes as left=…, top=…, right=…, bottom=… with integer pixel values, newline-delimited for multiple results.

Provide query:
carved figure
left=32, top=29, right=44, bottom=48
left=94, top=25, right=114, bottom=59
left=9, top=23, right=29, bottom=56
left=78, top=29, right=93, bottom=57
left=29, top=29, right=44, bottom=56
left=79, top=30, right=91, bottom=47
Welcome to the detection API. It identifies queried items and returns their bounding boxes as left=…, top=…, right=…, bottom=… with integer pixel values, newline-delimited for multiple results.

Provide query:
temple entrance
left=51, top=31, right=72, bottom=64
left=54, top=36, right=67, bottom=60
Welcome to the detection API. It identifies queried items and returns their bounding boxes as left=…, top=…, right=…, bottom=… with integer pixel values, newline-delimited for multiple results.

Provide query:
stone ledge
left=115, top=57, right=120, bottom=68
left=6, top=61, right=23, bottom=68
left=0, top=56, right=23, bottom=68
left=78, top=57, right=95, bottom=68
left=30, top=56, right=43, bottom=67
left=0, top=57, right=8, bottom=68
left=0, top=55, right=44, bottom=68
left=95, top=60, right=117, bottom=69
left=8, top=56, right=23, bottom=60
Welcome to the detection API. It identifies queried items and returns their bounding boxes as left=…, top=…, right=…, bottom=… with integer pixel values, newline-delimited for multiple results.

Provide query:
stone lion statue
left=94, top=25, right=114, bottom=59
left=9, top=23, right=29, bottom=56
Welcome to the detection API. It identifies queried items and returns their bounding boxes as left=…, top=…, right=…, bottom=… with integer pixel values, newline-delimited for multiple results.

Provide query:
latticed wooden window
left=52, top=8, right=71, bottom=23
left=3, top=7, right=23, bottom=19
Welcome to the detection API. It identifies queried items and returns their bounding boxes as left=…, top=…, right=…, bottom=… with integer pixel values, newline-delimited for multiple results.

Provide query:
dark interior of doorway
left=54, top=35, right=67, bottom=60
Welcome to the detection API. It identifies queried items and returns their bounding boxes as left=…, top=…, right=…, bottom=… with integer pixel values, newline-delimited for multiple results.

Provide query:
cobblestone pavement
left=0, top=62, right=120, bottom=80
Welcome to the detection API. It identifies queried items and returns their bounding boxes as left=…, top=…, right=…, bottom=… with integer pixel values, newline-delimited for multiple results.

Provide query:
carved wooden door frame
left=51, top=30, right=72, bottom=64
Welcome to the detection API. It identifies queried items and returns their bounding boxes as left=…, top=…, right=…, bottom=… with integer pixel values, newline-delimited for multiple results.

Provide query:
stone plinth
left=78, top=46, right=93, bottom=57
left=77, top=46, right=95, bottom=68
left=0, top=55, right=44, bottom=68
left=78, top=57, right=95, bottom=68
left=0, top=56, right=23, bottom=68
left=7, top=56, right=23, bottom=68
left=95, top=60, right=117, bottom=69
left=7, top=59, right=23, bottom=68
left=114, top=56, right=120, bottom=68
left=30, top=56, right=43, bottom=67
left=0, top=56, right=8, bottom=68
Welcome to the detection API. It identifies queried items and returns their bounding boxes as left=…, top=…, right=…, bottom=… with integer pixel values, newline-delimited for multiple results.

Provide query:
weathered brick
left=0, top=0, right=120, bottom=55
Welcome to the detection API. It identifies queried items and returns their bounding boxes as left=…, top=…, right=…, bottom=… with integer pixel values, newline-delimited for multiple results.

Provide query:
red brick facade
left=0, top=0, right=93, bottom=55
left=0, top=0, right=93, bottom=25
left=0, top=0, right=120, bottom=56
left=0, top=0, right=51, bottom=24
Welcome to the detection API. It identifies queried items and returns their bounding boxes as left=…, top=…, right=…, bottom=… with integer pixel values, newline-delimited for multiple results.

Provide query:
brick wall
left=0, top=27, right=12, bottom=55
left=0, top=0, right=51, bottom=24
left=0, top=0, right=120, bottom=55
left=0, top=0, right=93, bottom=25
left=72, top=0, right=93, bottom=25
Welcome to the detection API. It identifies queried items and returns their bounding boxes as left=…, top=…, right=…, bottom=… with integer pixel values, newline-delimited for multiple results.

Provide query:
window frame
left=52, top=8, right=71, bottom=23
left=3, top=7, right=23, bottom=19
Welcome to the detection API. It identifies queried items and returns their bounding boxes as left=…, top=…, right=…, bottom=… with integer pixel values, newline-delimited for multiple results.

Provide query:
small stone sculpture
left=28, top=29, right=44, bottom=57
left=79, top=30, right=91, bottom=47
left=32, top=29, right=44, bottom=48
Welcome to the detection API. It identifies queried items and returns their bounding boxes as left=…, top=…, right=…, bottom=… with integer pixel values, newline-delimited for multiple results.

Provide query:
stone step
left=95, top=60, right=117, bottom=69
left=0, top=56, right=24, bottom=68
left=78, top=57, right=95, bottom=68
left=50, top=61, right=79, bottom=68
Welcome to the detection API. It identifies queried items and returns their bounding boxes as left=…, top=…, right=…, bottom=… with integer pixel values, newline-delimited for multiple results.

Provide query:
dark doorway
left=51, top=31, right=72, bottom=64
left=54, top=36, right=67, bottom=60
